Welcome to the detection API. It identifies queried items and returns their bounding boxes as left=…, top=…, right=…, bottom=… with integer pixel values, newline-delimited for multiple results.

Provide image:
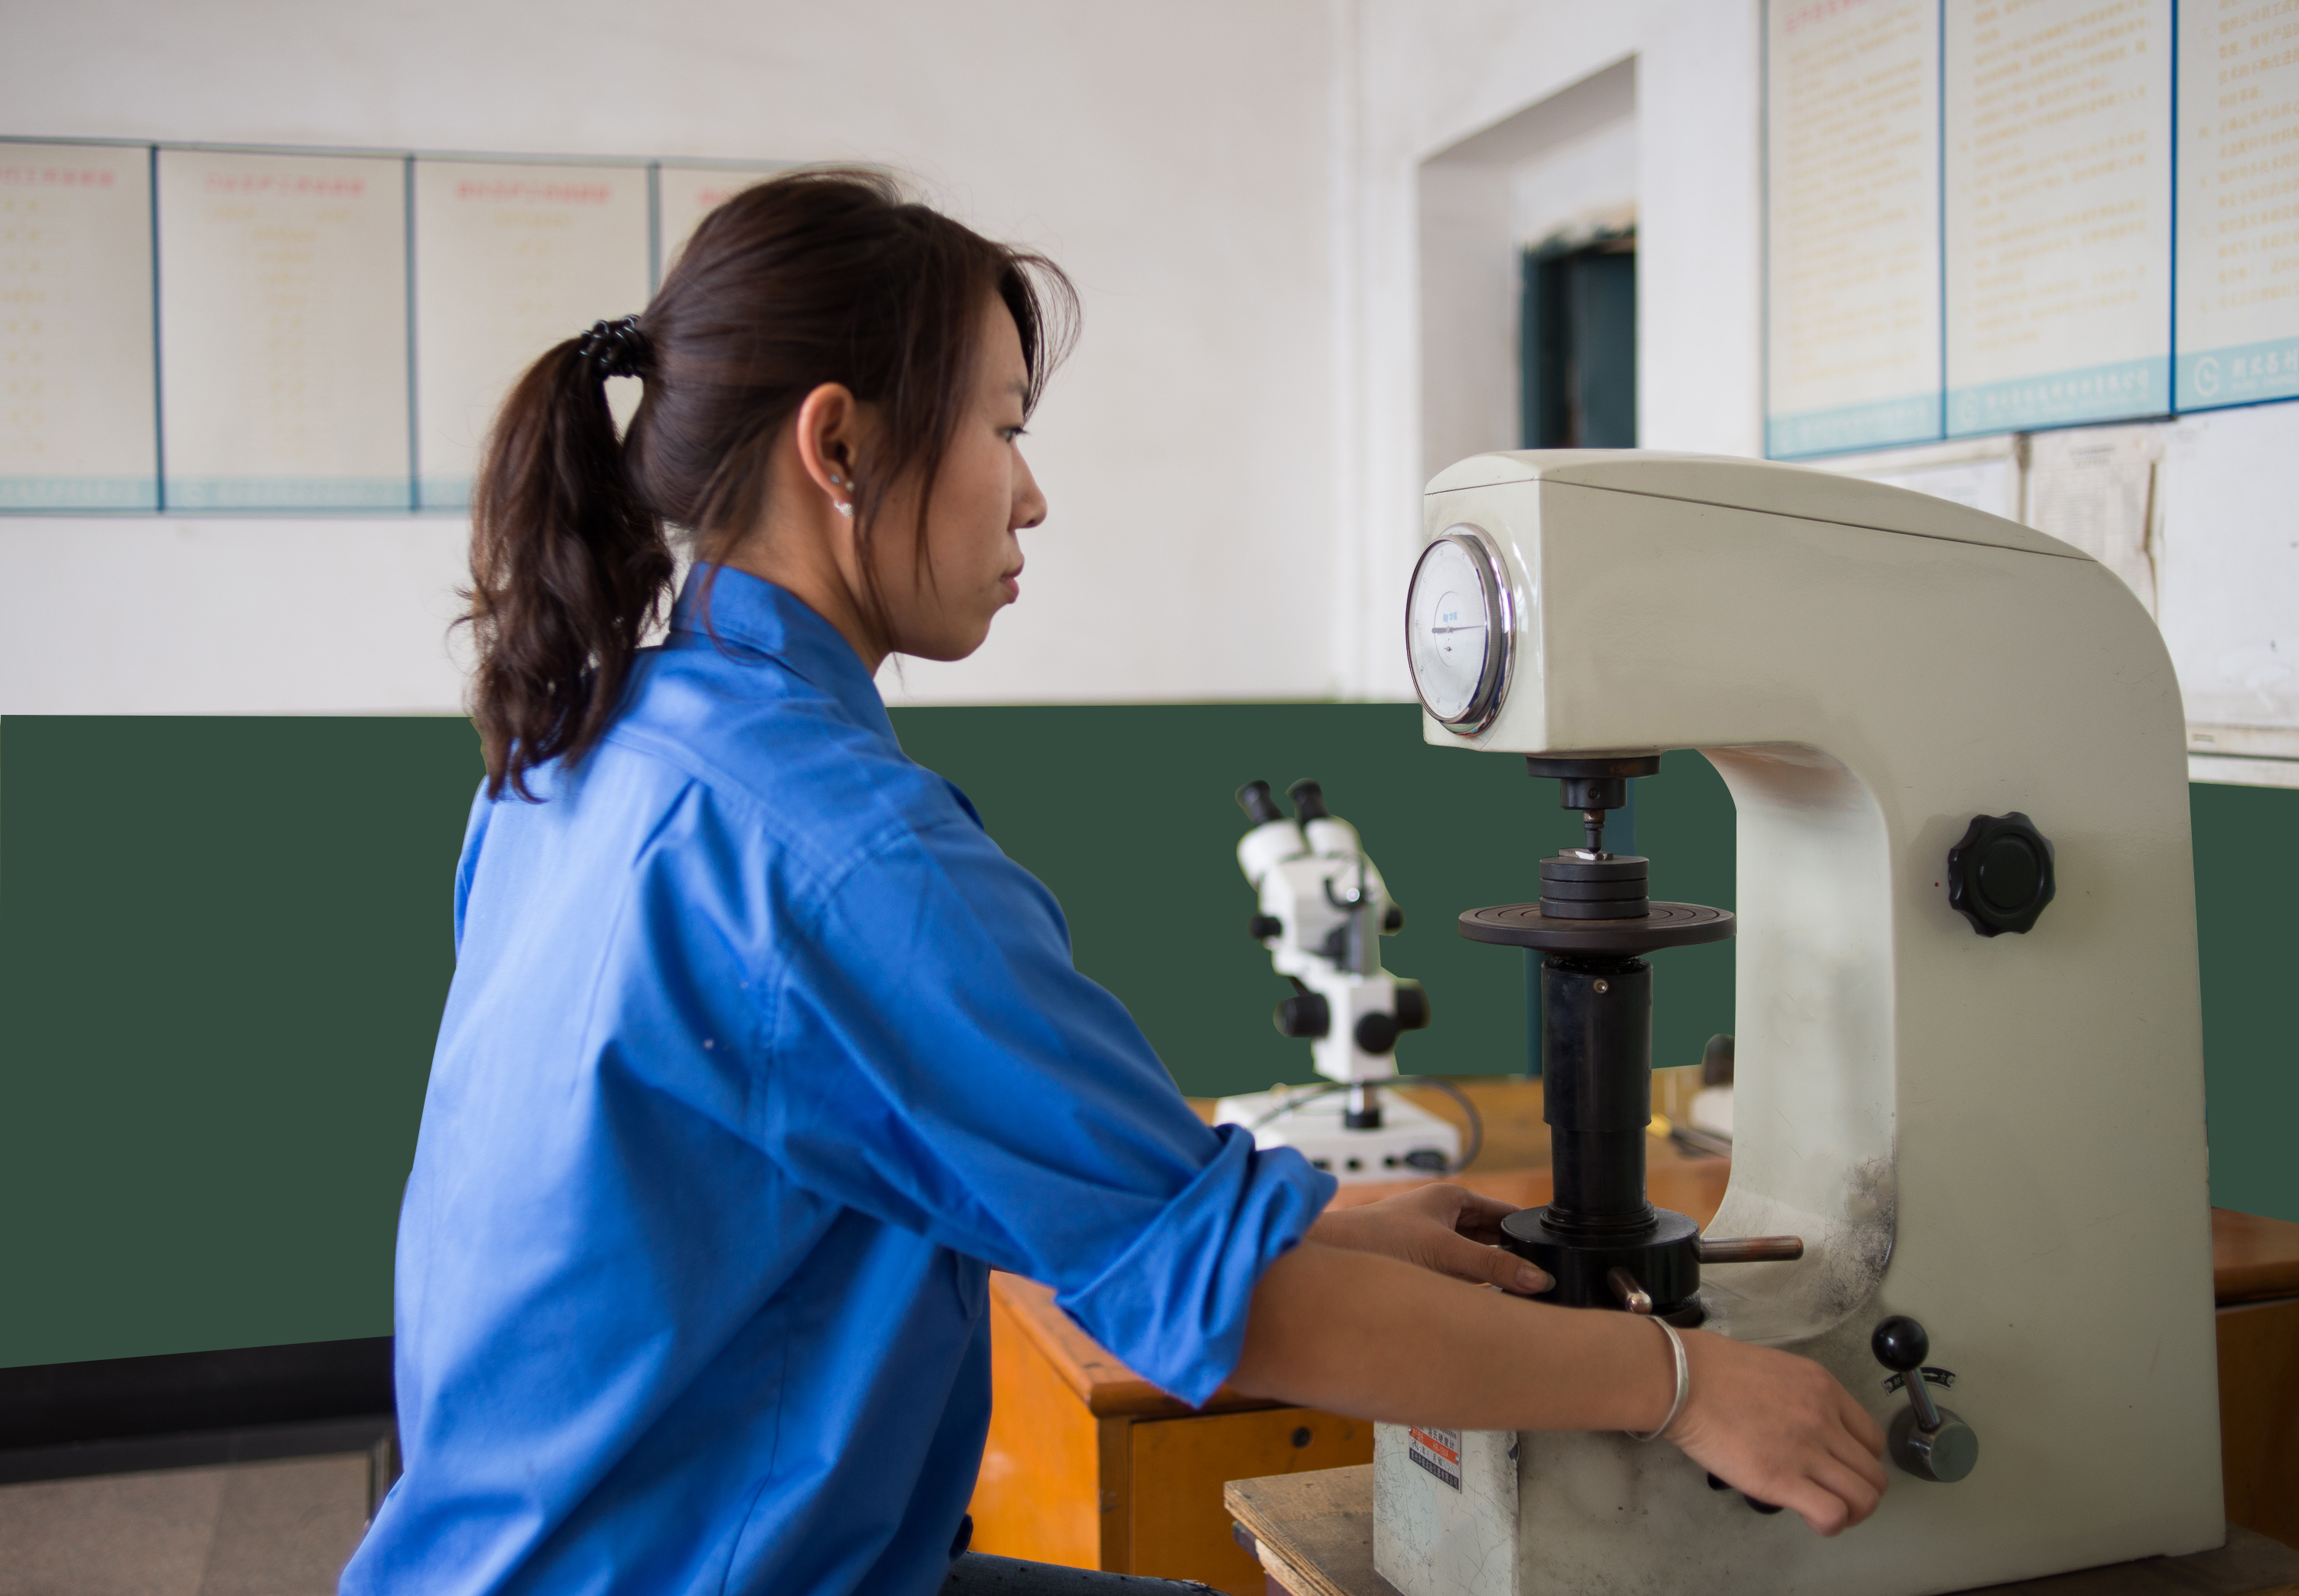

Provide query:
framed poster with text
left=1944, top=0, right=2173, bottom=436
left=2176, top=0, right=2299, bottom=411
left=156, top=149, right=410, bottom=510
left=0, top=142, right=158, bottom=510
left=1765, top=0, right=1943, bottom=459
left=412, top=160, right=651, bottom=510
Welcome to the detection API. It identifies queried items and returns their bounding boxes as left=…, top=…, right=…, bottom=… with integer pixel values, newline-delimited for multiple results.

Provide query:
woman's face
left=872, top=299, right=1046, bottom=662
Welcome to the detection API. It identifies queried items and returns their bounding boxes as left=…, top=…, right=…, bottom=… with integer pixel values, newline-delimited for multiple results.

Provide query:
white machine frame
left=1373, top=452, right=2221, bottom=1596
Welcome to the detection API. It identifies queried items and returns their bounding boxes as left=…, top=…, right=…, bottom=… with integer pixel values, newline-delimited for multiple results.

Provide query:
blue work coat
left=339, top=567, right=1331, bottom=1596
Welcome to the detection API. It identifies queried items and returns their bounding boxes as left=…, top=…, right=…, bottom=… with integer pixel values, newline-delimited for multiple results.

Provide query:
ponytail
left=465, top=320, right=674, bottom=801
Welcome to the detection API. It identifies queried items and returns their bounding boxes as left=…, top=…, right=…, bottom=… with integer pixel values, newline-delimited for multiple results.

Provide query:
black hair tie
left=579, top=315, right=651, bottom=379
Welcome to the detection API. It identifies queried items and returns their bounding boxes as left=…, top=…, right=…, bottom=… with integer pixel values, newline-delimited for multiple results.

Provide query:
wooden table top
left=992, top=1077, right=2299, bottom=1417
left=1223, top=1466, right=2299, bottom=1596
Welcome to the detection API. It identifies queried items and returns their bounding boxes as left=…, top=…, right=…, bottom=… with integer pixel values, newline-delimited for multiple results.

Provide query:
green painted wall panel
left=2190, top=780, right=2299, bottom=1223
left=2, top=710, right=2291, bottom=1368
left=0, top=716, right=480, bottom=1368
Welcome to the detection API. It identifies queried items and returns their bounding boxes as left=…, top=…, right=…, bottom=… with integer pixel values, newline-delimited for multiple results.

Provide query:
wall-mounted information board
left=157, top=149, right=412, bottom=510
left=413, top=161, right=653, bottom=510
left=0, top=140, right=786, bottom=514
left=1768, top=0, right=2299, bottom=457
left=0, top=144, right=158, bottom=510
left=2176, top=1, right=2299, bottom=411
left=1764, top=0, right=1943, bottom=457
left=1944, top=0, right=2172, bottom=435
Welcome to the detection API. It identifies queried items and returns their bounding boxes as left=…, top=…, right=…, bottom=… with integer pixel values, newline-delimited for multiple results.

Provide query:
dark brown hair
left=464, top=168, right=1077, bottom=799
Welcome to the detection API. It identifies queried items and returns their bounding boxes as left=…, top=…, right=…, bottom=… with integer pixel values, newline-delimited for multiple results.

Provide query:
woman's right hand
left=1663, top=1330, right=1891, bottom=1535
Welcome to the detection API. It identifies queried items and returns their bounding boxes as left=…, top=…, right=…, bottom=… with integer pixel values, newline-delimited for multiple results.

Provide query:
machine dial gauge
left=1405, top=527, right=1513, bottom=734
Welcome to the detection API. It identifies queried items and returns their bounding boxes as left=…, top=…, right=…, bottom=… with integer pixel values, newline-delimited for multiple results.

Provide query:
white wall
left=1415, top=57, right=1638, bottom=493
left=1335, top=0, right=1763, bottom=700
left=0, top=0, right=1342, bottom=712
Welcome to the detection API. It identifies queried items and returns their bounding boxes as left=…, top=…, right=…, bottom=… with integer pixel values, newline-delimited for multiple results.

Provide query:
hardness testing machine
left=1372, top=452, right=2222, bottom=1596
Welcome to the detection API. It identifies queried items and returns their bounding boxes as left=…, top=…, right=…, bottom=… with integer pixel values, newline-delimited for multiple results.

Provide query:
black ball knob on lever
left=1871, top=1316, right=1979, bottom=1483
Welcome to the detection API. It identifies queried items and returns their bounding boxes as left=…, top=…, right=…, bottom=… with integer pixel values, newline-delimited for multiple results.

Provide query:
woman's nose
left=1013, top=451, right=1048, bottom=530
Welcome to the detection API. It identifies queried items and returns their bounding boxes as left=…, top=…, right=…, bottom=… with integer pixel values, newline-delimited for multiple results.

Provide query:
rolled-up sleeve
left=758, top=814, right=1333, bottom=1404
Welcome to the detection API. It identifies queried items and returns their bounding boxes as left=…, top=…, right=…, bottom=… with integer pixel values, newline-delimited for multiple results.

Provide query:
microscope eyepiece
left=1286, top=778, right=1330, bottom=821
left=1236, top=780, right=1285, bottom=827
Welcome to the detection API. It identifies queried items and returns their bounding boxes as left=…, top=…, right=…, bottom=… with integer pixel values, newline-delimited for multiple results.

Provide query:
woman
left=341, top=171, right=1884, bottom=1596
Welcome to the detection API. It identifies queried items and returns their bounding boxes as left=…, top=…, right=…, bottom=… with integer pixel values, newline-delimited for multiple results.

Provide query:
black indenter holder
left=1469, top=755, right=1731, bottom=1325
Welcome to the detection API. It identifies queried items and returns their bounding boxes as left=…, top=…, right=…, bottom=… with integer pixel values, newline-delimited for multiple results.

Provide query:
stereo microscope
left=1372, top=452, right=2221, bottom=1596
left=1215, top=778, right=1457, bottom=1181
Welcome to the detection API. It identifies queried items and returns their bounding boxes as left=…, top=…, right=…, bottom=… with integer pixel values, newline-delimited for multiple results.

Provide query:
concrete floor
left=0, top=1453, right=369, bottom=1596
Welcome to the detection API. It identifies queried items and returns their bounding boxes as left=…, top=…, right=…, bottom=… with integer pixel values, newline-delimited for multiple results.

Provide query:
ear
left=792, top=382, right=864, bottom=515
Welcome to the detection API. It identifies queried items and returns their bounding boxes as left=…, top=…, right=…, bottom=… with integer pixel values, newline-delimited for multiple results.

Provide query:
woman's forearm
left=1230, top=1240, right=1676, bottom=1433
left=1228, top=1239, right=1892, bottom=1537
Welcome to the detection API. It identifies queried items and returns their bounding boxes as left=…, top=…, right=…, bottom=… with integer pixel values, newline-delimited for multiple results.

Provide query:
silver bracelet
left=1625, top=1316, right=1688, bottom=1442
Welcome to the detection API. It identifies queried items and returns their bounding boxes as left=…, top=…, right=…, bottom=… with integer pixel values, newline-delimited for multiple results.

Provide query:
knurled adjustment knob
left=1273, top=992, right=1330, bottom=1039
left=1355, top=1011, right=1400, bottom=1054
left=1946, top=812, right=2055, bottom=937
left=1247, top=913, right=1283, bottom=941
left=1394, top=981, right=1432, bottom=1031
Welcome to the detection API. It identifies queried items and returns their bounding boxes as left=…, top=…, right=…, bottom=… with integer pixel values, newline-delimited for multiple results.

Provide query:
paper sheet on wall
left=1944, top=0, right=2173, bottom=435
left=1764, top=0, right=1943, bottom=458
left=156, top=149, right=408, bottom=510
left=2175, top=2, right=2299, bottom=411
left=657, top=165, right=786, bottom=283
left=412, top=162, right=651, bottom=510
left=2024, top=424, right=2160, bottom=613
left=0, top=143, right=158, bottom=510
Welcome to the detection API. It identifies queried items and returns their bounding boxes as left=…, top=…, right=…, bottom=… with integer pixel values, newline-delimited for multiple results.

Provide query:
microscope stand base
left=1215, top=1089, right=1462, bottom=1183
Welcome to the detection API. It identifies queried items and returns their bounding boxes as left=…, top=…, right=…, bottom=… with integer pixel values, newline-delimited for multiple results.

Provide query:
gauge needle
left=1428, top=624, right=1487, bottom=634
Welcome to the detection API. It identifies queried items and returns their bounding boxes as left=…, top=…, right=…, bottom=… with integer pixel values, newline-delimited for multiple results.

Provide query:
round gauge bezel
left=1405, top=524, right=1515, bottom=736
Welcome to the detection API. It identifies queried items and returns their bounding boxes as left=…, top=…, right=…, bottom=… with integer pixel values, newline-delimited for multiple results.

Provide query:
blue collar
left=665, top=565, right=890, bottom=733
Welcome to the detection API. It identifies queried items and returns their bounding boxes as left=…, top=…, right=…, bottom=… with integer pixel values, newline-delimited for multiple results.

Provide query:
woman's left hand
left=1307, top=1184, right=1551, bottom=1296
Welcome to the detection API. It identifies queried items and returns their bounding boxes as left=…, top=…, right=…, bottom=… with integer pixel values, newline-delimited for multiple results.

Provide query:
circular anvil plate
left=1458, top=901, right=1734, bottom=954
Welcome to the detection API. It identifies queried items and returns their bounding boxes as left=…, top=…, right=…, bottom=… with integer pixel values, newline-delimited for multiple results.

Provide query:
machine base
left=1215, top=1089, right=1461, bottom=1182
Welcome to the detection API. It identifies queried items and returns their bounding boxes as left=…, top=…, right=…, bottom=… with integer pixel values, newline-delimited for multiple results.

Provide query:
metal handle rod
left=1606, top=1267, right=1655, bottom=1315
left=1697, top=1236, right=1805, bottom=1263
left=1904, top=1370, right=1945, bottom=1433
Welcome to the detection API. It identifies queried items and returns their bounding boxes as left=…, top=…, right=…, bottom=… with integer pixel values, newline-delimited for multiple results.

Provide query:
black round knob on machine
left=1273, top=992, right=1330, bottom=1039
left=1236, top=780, right=1284, bottom=827
left=1382, top=904, right=1405, bottom=932
left=1354, top=1011, right=1400, bottom=1054
left=1394, top=981, right=1432, bottom=1031
left=1247, top=913, right=1283, bottom=941
left=1871, top=1315, right=1930, bottom=1372
left=1946, top=812, right=2056, bottom=937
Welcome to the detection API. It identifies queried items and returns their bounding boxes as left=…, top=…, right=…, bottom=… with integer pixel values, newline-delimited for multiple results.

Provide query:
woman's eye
left=1002, top=426, right=1028, bottom=443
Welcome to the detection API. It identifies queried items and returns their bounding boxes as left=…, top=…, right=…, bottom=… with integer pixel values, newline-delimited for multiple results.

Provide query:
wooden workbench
left=1223, top=1467, right=2299, bottom=1596
left=968, top=1079, right=2299, bottom=1592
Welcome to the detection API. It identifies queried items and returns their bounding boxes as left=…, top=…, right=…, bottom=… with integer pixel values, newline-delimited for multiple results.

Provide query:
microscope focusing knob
left=1247, top=913, right=1283, bottom=941
left=1354, top=1012, right=1399, bottom=1054
left=1871, top=1316, right=1979, bottom=1483
left=1393, top=982, right=1432, bottom=1031
left=1946, top=812, right=2056, bottom=936
left=1382, top=905, right=1405, bottom=932
left=1272, top=993, right=1330, bottom=1040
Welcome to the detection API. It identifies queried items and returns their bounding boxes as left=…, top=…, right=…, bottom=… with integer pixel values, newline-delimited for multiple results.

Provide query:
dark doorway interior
left=1520, top=234, right=1637, bottom=448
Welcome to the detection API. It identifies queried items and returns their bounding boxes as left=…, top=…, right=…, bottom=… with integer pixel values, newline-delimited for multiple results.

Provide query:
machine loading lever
left=1871, top=1316, right=1979, bottom=1483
